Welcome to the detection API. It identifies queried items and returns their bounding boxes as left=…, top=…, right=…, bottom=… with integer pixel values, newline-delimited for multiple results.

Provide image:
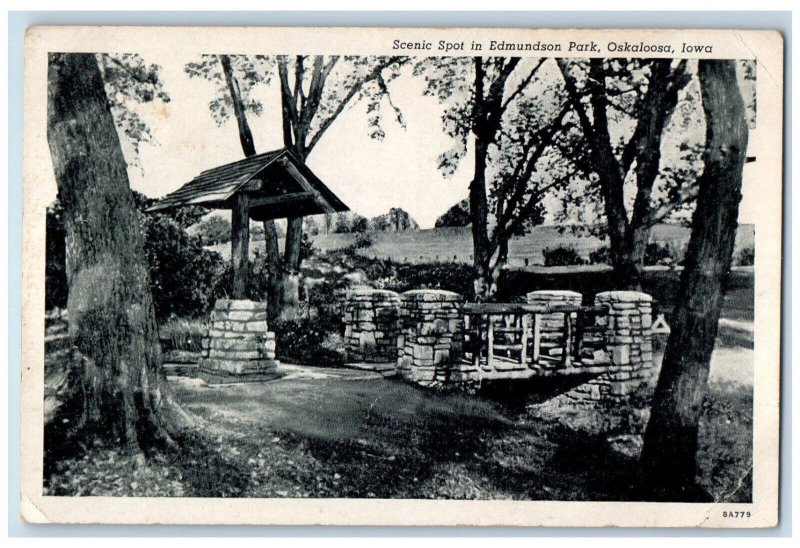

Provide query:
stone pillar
left=397, top=290, right=467, bottom=387
left=593, top=291, right=655, bottom=401
left=343, top=288, right=401, bottom=363
left=199, top=299, right=279, bottom=384
left=526, top=290, right=583, bottom=368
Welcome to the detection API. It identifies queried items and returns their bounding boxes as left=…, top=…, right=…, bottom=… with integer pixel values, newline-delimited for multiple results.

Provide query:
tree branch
left=500, top=58, right=546, bottom=113
left=305, top=57, right=409, bottom=154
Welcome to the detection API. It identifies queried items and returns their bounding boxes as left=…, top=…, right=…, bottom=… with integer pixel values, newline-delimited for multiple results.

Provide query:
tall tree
left=416, top=57, right=577, bottom=300
left=186, top=54, right=408, bottom=312
left=556, top=58, right=693, bottom=288
left=639, top=60, right=749, bottom=499
left=47, top=53, right=192, bottom=451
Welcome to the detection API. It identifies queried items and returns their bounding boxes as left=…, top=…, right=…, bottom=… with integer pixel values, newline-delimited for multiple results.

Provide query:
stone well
left=199, top=299, right=279, bottom=384
left=342, top=288, right=401, bottom=363
left=397, top=290, right=466, bottom=387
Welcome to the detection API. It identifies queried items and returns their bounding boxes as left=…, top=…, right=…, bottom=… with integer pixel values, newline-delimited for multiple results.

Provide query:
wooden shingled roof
left=147, top=148, right=349, bottom=221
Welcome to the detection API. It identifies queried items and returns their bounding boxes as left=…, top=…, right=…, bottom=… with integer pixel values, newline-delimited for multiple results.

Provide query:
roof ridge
left=195, top=148, right=287, bottom=176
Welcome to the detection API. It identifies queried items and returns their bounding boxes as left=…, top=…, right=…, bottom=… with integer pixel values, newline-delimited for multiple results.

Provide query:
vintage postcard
left=20, top=26, right=783, bottom=527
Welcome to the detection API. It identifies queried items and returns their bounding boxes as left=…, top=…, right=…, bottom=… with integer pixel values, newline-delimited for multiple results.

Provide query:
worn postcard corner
left=20, top=25, right=783, bottom=528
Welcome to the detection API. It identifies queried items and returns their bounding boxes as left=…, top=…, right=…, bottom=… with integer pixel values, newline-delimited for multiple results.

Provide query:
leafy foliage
left=353, top=232, right=374, bottom=249
left=195, top=216, right=232, bottom=245
left=96, top=53, right=171, bottom=160
left=272, top=316, right=345, bottom=367
left=542, top=246, right=586, bottom=267
left=46, top=195, right=229, bottom=320
left=369, top=208, right=419, bottom=231
left=736, top=245, right=755, bottom=266
left=184, top=55, right=273, bottom=125
left=435, top=198, right=471, bottom=228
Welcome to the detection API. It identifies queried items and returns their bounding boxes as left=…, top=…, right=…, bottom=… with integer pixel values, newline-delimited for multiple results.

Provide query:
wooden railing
left=461, top=302, right=609, bottom=377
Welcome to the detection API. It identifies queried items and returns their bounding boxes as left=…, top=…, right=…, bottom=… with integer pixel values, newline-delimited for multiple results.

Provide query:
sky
left=40, top=55, right=763, bottom=229
left=121, top=56, right=474, bottom=229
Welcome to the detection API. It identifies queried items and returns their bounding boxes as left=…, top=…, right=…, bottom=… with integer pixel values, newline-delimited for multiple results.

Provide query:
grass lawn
left=43, top=348, right=752, bottom=501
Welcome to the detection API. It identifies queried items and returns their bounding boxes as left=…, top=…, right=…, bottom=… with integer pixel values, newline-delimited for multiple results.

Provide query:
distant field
left=211, top=224, right=755, bottom=267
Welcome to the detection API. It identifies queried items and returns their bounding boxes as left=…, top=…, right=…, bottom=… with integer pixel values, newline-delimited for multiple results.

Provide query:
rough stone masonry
left=343, top=288, right=401, bottom=363
left=199, top=299, right=279, bottom=384
left=396, top=290, right=466, bottom=387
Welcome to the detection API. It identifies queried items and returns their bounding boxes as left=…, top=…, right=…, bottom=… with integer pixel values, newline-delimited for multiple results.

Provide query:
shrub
left=586, top=242, right=685, bottom=267
left=300, top=231, right=317, bottom=260
left=543, top=246, right=586, bottom=267
left=45, top=197, right=230, bottom=321
left=143, top=214, right=229, bottom=320
left=736, top=245, right=755, bottom=266
left=644, top=242, right=684, bottom=266
left=194, top=216, right=232, bottom=245
left=353, top=232, right=374, bottom=249
left=588, top=245, right=611, bottom=265
left=272, top=316, right=345, bottom=367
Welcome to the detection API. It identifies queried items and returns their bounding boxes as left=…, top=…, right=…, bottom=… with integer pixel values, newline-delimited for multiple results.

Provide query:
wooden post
left=532, top=314, right=541, bottom=363
left=520, top=313, right=529, bottom=366
left=231, top=193, right=250, bottom=299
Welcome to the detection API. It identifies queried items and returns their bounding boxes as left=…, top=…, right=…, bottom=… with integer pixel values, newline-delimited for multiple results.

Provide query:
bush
left=736, top=245, right=755, bottom=266
left=586, top=242, right=685, bottom=267
left=272, top=316, right=345, bottom=367
left=326, top=247, right=476, bottom=297
left=588, top=245, right=611, bottom=265
left=353, top=232, right=374, bottom=249
left=194, top=216, right=231, bottom=245
left=300, top=231, right=317, bottom=260
left=45, top=197, right=231, bottom=321
left=645, top=242, right=684, bottom=266
left=143, top=214, right=230, bottom=320
left=543, top=246, right=586, bottom=267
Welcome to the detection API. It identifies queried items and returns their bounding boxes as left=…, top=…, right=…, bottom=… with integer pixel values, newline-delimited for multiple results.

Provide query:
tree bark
left=220, top=55, right=257, bottom=158
left=639, top=60, right=749, bottom=500
left=263, top=220, right=282, bottom=319
left=468, top=58, right=495, bottom=302
left=559, top=59, right=689, bottom=289
left=46, top=53, right=192, bottom=450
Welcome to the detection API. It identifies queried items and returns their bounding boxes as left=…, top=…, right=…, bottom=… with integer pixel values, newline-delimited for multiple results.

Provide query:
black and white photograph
left=20, top=25, right=783, bottom=527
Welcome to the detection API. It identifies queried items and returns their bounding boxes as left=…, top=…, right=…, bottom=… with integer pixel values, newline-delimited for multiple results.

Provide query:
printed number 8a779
left=723, top=511, right=751, bottom=518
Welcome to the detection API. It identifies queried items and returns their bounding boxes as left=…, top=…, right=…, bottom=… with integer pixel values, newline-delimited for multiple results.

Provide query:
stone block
left=211, top=338, right=260, bottom=352
left=227, top=300, right=267, bottom=312
left=434, top=349, right=450, bottom=365
left=413, top=344, right=434, bottom=360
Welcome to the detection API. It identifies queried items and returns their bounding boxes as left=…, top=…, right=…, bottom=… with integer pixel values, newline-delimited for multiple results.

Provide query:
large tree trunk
left=469, top=58, right=494, bottom=302
left=470, top=137, right=493, bottom=302
left=282, top=216, right=303, bottom=314
left=46, top=53, right=192, bottom=450
left=639, top=60, right=749, bottom=500
left=263, top=220, right=283, bottom=320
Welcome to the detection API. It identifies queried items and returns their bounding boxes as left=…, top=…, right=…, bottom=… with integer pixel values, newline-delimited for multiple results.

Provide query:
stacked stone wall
left=342, top=289, right=401, bottom=363
left=199, top=299, right=279, bottom=383
left=564, top=291, right=655, bottom=402
left=397, top=290, right=471, bottom=387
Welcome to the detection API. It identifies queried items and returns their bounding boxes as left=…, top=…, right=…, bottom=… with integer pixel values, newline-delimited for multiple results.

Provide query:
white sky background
left=40, top=55, right=761, bottom=228
left=128, top=56, right=474, bottom=229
